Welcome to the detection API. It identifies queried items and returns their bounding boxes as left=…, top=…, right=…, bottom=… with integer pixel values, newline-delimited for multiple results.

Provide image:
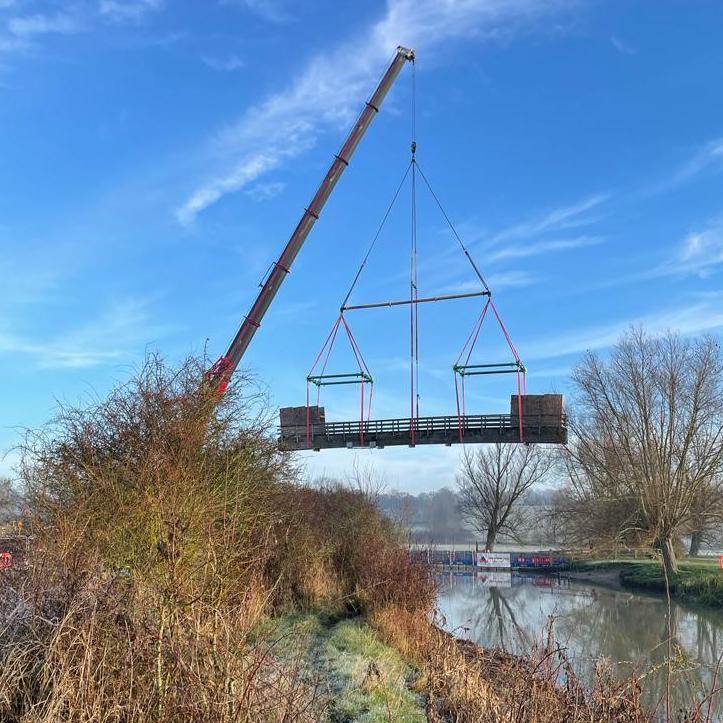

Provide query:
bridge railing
left=280, top=413, right=567, bottom=443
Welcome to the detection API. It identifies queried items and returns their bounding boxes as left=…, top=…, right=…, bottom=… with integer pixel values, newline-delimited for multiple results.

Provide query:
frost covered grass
left=323, top=620, right=425, bottom=722
left=260, top=614, right=426, bottom=722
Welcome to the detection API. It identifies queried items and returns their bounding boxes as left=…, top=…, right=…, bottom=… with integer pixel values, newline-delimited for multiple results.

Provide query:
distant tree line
left=376, top=484, right=559, bottom=546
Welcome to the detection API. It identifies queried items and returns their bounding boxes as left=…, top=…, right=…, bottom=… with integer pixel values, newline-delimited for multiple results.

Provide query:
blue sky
left=2, top=0, right=723, bottom=491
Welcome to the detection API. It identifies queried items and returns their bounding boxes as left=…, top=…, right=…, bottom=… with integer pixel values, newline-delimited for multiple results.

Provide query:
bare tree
left=562, top=329, right=723, bottom=578
left=456, top=444, right=552, bottom=551
left=346, top=457, right=387, bottom=502
left=0, top=478, right=22, bottom=527
left=685, top=488, right=723, bottom=555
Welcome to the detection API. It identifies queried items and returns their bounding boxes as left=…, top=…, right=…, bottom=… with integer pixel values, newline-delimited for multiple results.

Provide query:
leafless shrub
left=0, top=477, right=23, bottom=528
left=267, top=476, right=436, bottom=615
left=0, top=355, right=319, bottom=722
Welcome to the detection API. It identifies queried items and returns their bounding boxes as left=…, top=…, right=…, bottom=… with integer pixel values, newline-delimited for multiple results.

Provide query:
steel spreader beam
left=342, top=289, right=490, bottom=312
left=209, top=46, right=415, bottom=392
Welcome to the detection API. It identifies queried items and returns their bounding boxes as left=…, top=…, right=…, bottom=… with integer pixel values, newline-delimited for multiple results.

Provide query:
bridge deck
left=279, top=413, right=567, bottom=451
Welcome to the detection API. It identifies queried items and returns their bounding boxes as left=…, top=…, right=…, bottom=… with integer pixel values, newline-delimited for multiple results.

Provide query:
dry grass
left=0, top=569, right=327, bottom=722
left=371, top=605, right=651, bottom=723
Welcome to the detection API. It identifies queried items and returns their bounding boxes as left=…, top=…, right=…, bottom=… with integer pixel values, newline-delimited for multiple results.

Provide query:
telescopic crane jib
left=205, top=46, right=416, bottom=394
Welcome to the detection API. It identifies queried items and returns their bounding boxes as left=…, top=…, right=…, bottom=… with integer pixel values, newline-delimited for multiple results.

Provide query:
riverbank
left=437, top=569, right=723, bottom=719
left=262, top=608, right=650, bottom=722
left=556, top=565, right=628, bottom=591
left=562, top=558, right=723, bottom=606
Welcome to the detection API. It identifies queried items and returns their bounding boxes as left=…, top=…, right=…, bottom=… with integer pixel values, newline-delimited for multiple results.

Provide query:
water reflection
left=437, top=572, right=723, bottom=719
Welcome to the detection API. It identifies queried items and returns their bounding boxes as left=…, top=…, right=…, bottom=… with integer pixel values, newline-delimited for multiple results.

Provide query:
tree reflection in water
left=436, top=572, right=723, bottom=717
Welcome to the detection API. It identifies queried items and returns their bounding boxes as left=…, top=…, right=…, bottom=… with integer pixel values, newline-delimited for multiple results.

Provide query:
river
left=436, top=571, right=723, bottom=720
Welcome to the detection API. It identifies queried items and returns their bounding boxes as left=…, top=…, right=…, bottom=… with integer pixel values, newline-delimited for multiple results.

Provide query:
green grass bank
left=566, top=557, right=723, bottom=606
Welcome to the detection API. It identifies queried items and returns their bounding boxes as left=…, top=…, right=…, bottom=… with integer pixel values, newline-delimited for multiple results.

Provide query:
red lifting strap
left=453, top=298, right=526, bottom=443
left=305, top=312, right=373, bottom=449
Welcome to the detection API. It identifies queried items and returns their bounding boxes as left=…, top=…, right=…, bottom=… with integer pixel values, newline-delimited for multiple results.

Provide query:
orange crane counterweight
left=206, top=46, right=415, bottom=393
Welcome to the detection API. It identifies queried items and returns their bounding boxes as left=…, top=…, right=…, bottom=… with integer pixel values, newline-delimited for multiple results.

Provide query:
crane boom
left=207, top=46, right=415, bottom=393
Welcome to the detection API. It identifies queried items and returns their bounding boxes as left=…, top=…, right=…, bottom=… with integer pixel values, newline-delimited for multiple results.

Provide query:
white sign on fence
left=475, top=552, right=511, bottom=569
left=476, top=571, right=512, bottom=587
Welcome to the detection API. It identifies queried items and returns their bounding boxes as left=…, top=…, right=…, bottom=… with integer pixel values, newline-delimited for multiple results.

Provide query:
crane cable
left=414, top=163, right=491, bottom=294
left=410, top=59, right=420, bottom=445
left=339, top=163, right=412, bottom=311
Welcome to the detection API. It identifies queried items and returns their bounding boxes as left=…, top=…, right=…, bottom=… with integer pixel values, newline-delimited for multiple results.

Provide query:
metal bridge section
left=279, top=412, right=567, bottom=451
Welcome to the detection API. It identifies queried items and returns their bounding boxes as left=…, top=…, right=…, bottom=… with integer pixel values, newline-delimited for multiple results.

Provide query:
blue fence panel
left=453, top=550, right=474, bottom=566
left=429, top=550, right=453, bottom=565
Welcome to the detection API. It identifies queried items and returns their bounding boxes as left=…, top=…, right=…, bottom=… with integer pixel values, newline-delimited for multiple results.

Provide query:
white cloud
left=0, top=261, right=58, bottom=307
left=523, top=299, right=723, bottom=361
left=245, top=180, right=286, bottom=202
left=201, top=53, right=245, bottom=72
left=615, top=220, right=723, bottom=285
left=578, top=220, right=723, bottom=296
left=7, top=12, right=80, bottom=39
left=647, top=138, right=723, bottom=195
left=375, top=195, right=603, bottom=297
left=220, top=0, right=292, bottom=23
left=0, top=297, right=174, bottom=369
left=0, top=1, right=162, bottom=61
left=485, top=193, right=608, bottom=248
left=0, top=328, right=116, bottom=368
left=610, top=35, right=635, bottom=55
left=486, top=269, right=538, bottom=290
left=441, top=269, right=537, bottom=295
left=677, top=222, right=723, bottom=276
left=676, top=138, right=723, bottom=182
left=487, top=234, right=603, bottom=262
left=99, top=0, right=164, bottom=23
left=177, top=0, right=575, bottom=224
left=177, top=152, right=289, bottom=224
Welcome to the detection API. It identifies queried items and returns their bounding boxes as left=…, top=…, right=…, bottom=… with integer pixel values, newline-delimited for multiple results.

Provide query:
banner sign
left=476, top=571, right=512, bottom=587
left=476, top=552, right=511, bottom=569
left=514, top=554, right=566, bottom=569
